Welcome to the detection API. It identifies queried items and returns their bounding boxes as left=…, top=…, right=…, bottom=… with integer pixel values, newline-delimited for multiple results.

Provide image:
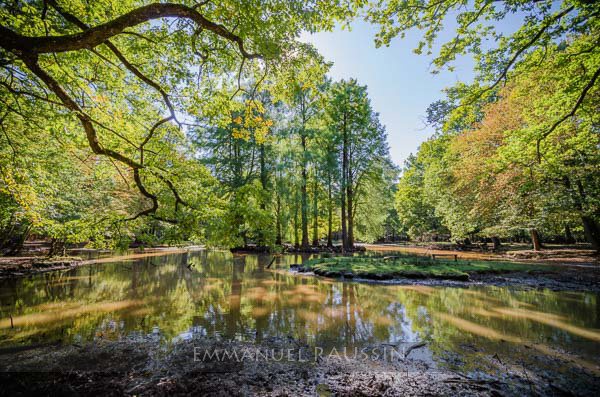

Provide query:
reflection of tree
left=254, top=255, right=270, bottom=342
left=226, top=256, right=245, bottom=336
left=1, top=250, right=598, bottom=371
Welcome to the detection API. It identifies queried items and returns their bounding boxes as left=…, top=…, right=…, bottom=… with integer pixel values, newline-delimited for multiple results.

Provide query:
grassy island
left=303, top=255, right=540, bottom=281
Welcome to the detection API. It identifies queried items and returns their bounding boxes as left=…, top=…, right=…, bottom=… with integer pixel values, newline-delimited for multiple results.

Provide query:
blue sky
left=301, top=21, right=476, bottom=168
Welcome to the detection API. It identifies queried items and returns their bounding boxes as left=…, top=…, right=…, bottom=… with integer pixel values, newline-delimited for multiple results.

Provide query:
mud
left=1, top=334, right=597, bottom=396
left=0, top=247, right=202, bottom=280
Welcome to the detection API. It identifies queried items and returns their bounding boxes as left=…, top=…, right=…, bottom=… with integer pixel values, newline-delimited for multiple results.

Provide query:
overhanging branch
left=0, top=2, right=261, bottom=59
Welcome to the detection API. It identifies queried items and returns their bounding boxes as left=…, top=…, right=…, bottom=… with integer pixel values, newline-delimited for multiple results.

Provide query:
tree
left=326, top=79, right=394, bottom=249
left=398, top=33, right=600, bottom=250
left=0, top=0, right=364, bottom=248
left=395, top=154, right=445, bottom=241
left=272, top=45, right=330, bottom=249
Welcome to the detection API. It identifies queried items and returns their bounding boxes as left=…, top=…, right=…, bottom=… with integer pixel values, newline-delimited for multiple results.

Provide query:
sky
left=300, top=21, right=477, bottom=168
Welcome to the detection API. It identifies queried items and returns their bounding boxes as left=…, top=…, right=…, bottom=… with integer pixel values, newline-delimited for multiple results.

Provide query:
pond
left=1, top=250, right=599, bottom=376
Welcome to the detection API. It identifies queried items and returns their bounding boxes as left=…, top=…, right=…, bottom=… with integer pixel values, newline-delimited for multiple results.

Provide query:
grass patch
left=303, top=255, right=540, bottom=281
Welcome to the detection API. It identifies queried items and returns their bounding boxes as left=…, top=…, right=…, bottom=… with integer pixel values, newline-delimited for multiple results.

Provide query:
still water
left=1, top=250, right=599, bottom=373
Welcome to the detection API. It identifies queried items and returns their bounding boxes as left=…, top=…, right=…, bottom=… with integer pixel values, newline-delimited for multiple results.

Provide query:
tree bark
left=275, top=191, right=282, bottom=245
left=530, top=229, right=542, bottom=251
left=347, top=162, right=354, bottom=250
left=294, top=193, right=300, bottom=248
left=340, top=111, right=348, bottom=252
left=581, top=216, right=600, bottom=251
left=300, top=125, right=309, bottom=250
left=0, top=3, right=261, bottom=59
left=257, top=144, right=268, bottom=245
left=327, top=172, right=333, bottom=248
left=491, top=236, right=501, bottom=251
left=564, top=223, right=575, bottom=244
left=563, top=176, right=599, bottom=251
left=312, top=173, right=319, bottom=246
left=48, top=238, right=66, bottom=257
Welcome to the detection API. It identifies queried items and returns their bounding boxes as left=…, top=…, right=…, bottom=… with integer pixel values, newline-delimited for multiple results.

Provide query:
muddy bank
left=1, top=335, right=597, bottom=396
left=0, top=247, right=202, bottom=279
left=0, top=256, right=82, bottom=279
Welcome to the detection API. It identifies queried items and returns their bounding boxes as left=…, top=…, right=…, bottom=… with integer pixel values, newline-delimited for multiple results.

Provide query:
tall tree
left=273, top=46, right=329, bottom=249
left=0, top=0, right=361, bottom=245
left=326, top=79, right=383, bottom=250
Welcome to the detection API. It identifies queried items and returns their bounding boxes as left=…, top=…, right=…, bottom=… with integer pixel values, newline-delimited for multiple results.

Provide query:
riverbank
left=363, top=243, right=599, bottom=266
left=292, top=250, right=600, bottom=292
left=0, top=247, right=202, bottom=279
left=1, top=335, right=598, bottom=396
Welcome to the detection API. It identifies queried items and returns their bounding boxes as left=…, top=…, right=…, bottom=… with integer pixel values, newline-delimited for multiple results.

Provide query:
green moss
left=303, top=255, right=541, bottom=281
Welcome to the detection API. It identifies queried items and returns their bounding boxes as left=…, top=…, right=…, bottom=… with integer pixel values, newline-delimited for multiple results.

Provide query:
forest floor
left=363, top=243, right=600, bottom=266
left=1, top=334, right=598, bottom=396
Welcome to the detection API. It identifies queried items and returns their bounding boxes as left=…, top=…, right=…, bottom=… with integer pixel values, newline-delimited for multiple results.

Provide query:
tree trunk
left=581, top=216, right=600, bottom=251
left=48, top=238, right=66, bottom=257
left=258, top=144, right=267, bottom=246
left=327, top=172, right=333, bottom=248
left=530, top=229, right=542, bottom=251
left=0, top=222, right=30, bottom=256
left=294, top=193, right=300, bottom=248
left=275, top=191, right=282, bottom=245
left=340, top=112, right=348, bottom=252
left=301, top=134, right=309, bottom=249
left=312, top=173, right=319, bottom=246
left=563, top=177, right=599, bottom=250
left=564, top=223, right=575, bottom=244
left=491, top=236, right=501, bottom=251
left=347, top=163, right=354, bottom=250
left=259, top=144, right=267, bottom=190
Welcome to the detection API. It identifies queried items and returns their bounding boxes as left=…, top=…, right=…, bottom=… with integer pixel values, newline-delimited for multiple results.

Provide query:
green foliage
left=304, top=255, right=540, bottom=279
left=395, top=154, right=444, bottom=240
left=396, top=33, right=600, bottom=247
left=367, top=1, right=599, bottom=99
left=2, top=0, right=397, bottom=250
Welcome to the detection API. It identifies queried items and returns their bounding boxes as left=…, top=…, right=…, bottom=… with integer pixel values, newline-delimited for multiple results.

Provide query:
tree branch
left=469, top=5, right=574, bottom=103
left=536, top=64, right=600, bottom=162
left=46, top=0, right=177, bottom=121
left=21, top=54, right=182, bottom=222
left=0, top=2, right=261, bottom=60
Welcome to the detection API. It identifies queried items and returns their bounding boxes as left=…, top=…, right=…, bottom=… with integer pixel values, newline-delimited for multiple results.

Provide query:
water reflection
left=1, top=250, right=599, bottom=372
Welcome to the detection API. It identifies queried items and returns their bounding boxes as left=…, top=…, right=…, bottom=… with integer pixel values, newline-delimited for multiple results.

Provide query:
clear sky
left=301, top=21, right=477, bottom=168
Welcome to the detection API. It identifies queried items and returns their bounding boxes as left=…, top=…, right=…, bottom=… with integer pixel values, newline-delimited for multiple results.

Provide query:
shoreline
left=0, top=247, right=203, bottom=280
left=1, top=335, right=597, bottom=396
left=1, top=244, right=598, bottom=289
left=289, top=268, right=600, bottom=292
left=362, top=243, right=600, bottom=266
